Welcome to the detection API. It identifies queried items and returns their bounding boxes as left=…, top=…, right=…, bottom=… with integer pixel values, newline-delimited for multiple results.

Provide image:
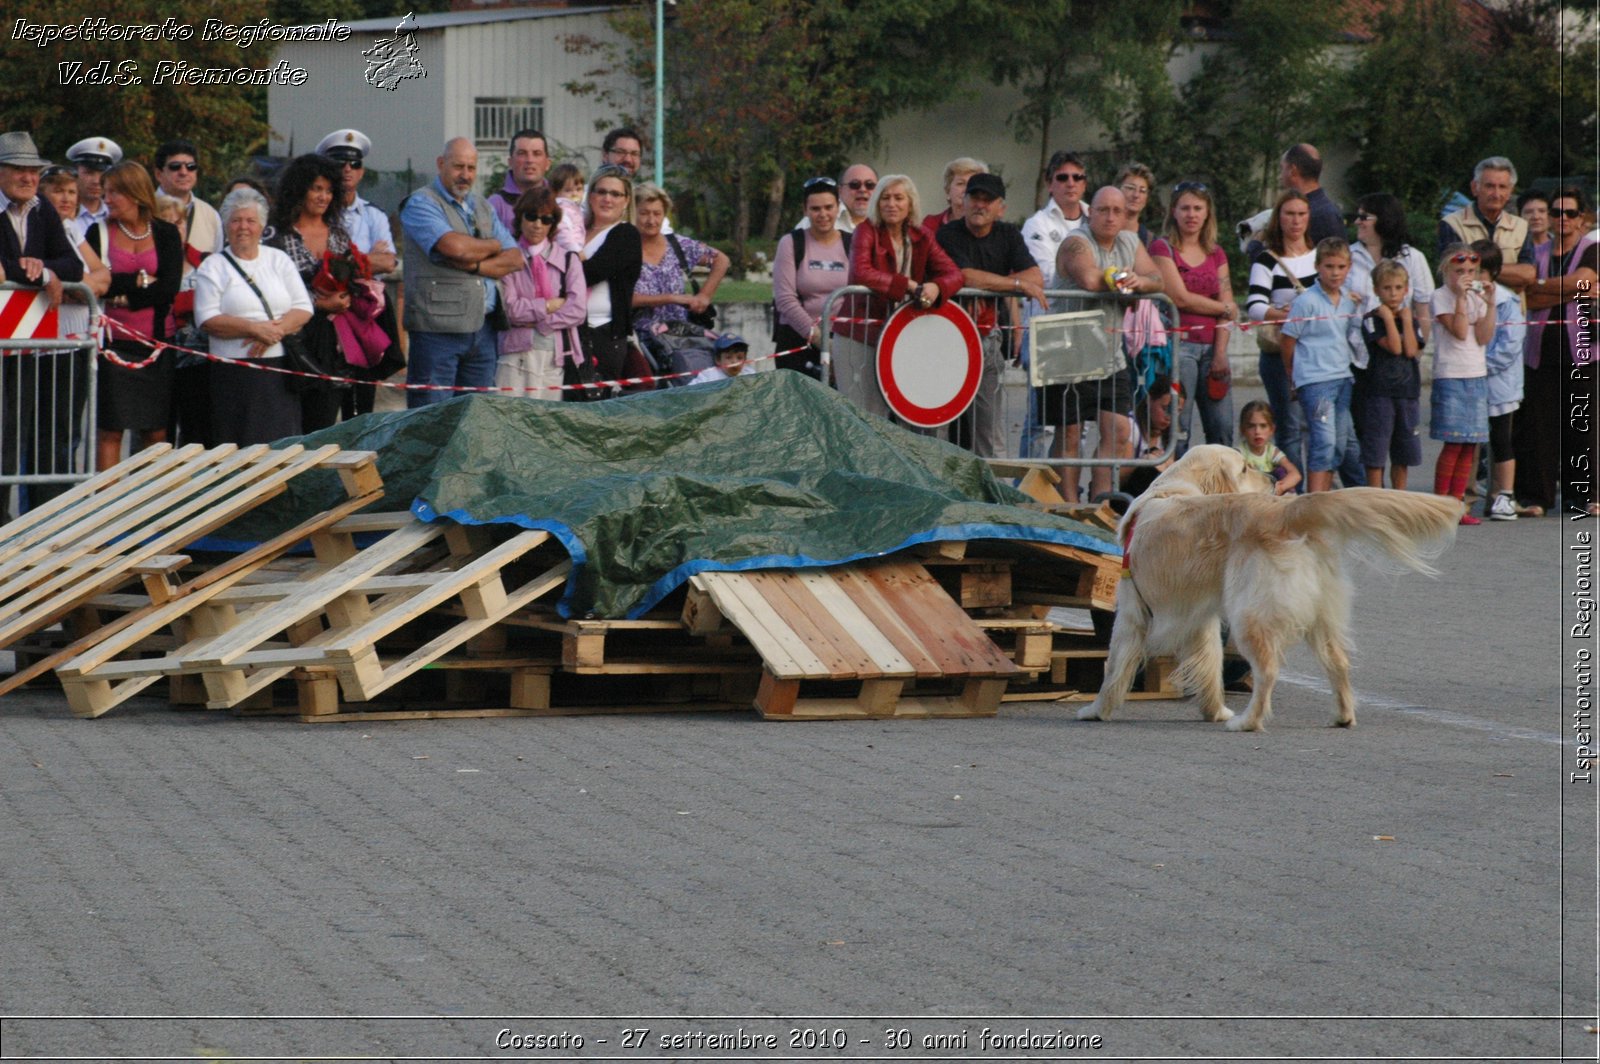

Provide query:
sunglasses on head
left=1449, top=252, right=1481, bottom=264
left=522, top=211, right=559, bottom=225
left=803, top=176, right=838, bottom=193
left=164, top=161, right=198, bottom=172
left=1553, top=207, right=1584, bottom=219
left=845, top=179, right=876, bottom=191
left=1172, top=180, right=1208, bottom=195
left=41, top=165, right=73, bottom=180
left=1053, top=171, right=1087, bottom=184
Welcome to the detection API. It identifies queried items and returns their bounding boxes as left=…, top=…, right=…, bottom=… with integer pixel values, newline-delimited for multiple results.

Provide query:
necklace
left=116, top=219, right=152, bottom=241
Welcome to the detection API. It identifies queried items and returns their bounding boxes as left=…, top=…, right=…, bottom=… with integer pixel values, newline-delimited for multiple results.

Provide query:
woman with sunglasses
left=94, top=160, right=183, bottom=473
left=497, top=183, right=588, bottom=401
left=837, top=174, right=964, bottom=421
left=1348, top=193, right=1433, bottom=334
left=772, top=176, right=852, bottom=376
left=1516, top=187, right=1598, bottom=515
left=1115, top=163, right=1157, bottom=248
left=577, top=164, right=642, bottom=396
left=1150, top=180, right=1237, bottom=451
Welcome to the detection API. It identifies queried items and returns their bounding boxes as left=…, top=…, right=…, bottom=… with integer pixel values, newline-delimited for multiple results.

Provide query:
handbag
left=1206, top=341, right=1232, bottom=401
left=221, top=251, right=332, bottom=395
left=1254, top=252, right=1306, bottom=356
left=667, top=234, right=717, bottom=329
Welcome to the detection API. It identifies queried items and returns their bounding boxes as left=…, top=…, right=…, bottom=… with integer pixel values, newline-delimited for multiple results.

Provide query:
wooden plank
left=681, top=585, right=726, bottom=635
left=793, top=570, right=915, bottom=677
left=13, top=489, right=383, bottom=704
left=824, top=567, right=946, bottom=677
left=743, top=570, right=881, bottom=679
left=693, top=573, right=829, bottom=679
left=1017, top=467, right=1069, bottom=505
left=857, top=562, right=1016, bottom=677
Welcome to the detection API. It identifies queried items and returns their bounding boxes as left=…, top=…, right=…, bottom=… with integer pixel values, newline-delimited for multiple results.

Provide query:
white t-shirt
left=691, top=363, right=756, bottom=385
left=584, top=223, right=617, bottom=328
left=1429, top=286, right=1489, bottom=379
left=192, top=246, right=313, bottom=361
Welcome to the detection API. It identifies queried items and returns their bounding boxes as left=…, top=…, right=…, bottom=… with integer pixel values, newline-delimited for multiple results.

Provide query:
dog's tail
left=1282, top=488, right=1462, bottom=574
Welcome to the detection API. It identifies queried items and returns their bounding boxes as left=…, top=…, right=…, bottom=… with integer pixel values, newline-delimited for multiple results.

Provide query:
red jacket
left=842, top=221, right=964, bottom=345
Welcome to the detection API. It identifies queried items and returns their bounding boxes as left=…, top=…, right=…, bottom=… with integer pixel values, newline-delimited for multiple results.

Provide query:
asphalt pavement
left=0, top=395, right=1594, bottom=1063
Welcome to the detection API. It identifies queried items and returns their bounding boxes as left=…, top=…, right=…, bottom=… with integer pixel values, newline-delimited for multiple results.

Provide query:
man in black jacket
left=0, top=131, right=86, bottom=524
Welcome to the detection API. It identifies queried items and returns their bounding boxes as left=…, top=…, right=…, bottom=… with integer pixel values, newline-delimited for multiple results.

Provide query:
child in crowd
left=1236, top=399, right=1301, bottom=494
left=1279, top=236, right=1358, bottom=493
left=1470, top=239, right=1528, bottom=520
left=691, top=334, right=757, bottom=385
left=1356, top=259, right=1425, bottom=490
left=548, top=161, right=588, bottom=255
left=1429, top=242, right=1496, bottom=525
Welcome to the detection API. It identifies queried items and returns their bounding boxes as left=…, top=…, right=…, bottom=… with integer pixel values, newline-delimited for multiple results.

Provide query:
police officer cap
left=66, top=137, right=123, bottom=171
left=315, top=129, right=372, bottom=163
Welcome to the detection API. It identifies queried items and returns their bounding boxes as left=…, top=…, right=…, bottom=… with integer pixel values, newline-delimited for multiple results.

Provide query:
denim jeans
left=405, top=324, right=499, bottom=408
left=1175, top=339, right=1234, bottom=456
left=1296, top=376, right=1353, bottom=473
left=1258, top=351, right=1306, bottom=488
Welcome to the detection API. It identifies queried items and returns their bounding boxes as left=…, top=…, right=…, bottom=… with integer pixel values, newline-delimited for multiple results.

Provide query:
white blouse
left=192, top=246, right=312, bottom=361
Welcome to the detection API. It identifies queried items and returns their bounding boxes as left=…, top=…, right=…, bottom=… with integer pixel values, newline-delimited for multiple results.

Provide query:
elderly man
left=1439, top=156, right=1535, bottom=289
left=317, top=128, right=397, bottom=276
left=935, top=172, right=1046, bottom=458
left=0, top=131, right=86, bottom=522
left=1052, top=186, right=1163, bottom=502
left=1021, top=149, right=1091, bottom=286
left=490, top=128, right=551, bottom=235
left=398, top=137, right=524, bottom=408
left=64, top=136, right=119, bottom=242
left=153, top=139, right=222, bottom=255
left=1280, top=143, right=1344, bottom=246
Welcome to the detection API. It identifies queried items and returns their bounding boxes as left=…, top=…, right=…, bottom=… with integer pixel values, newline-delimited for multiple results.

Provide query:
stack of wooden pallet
left=1, top=452, right=1138, bottom=722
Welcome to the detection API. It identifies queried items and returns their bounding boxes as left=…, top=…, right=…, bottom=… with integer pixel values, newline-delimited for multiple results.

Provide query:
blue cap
left=714, top=334, right=748, bottom=353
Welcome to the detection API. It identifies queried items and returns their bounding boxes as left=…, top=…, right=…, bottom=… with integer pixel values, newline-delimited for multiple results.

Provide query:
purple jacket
left=498, top=243, right=588, bottom=364
left=1525, top=234, right=1596, bottom=368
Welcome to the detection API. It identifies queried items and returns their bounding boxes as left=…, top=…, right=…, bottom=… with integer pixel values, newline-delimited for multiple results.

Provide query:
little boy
left=1470, top=239, right=1527, bottom=520
left=1356, top=259, right=1425, bottom=490
left=690, top=334, right=757, bottom=385
left=1280, top=237, right=1359, bottom=493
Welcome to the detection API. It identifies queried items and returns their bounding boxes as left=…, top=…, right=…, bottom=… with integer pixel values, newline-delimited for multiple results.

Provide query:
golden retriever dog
left=1080, top=445, right=1461, bottom=731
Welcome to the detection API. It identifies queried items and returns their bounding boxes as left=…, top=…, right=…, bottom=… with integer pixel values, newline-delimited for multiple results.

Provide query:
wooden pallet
left=688, top=560, right=1017, bottom=720
left=54, top=514, right=571, bottom=717
left=0, top=443, right=379, bottom=660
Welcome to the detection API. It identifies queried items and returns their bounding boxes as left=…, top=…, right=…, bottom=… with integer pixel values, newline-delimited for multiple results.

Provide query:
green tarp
left=212, top=372, right=1116, bottom=618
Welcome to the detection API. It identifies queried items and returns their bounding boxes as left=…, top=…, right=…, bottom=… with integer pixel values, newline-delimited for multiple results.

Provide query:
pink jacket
left=498, top=244, right=589, bottom=364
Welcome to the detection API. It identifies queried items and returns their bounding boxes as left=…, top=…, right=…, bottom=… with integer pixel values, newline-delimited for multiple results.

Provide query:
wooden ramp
left=688, top=560, right=1017, bottom=720
left=54, top=513, right=570, bottom=718
left=0, top=443, right=380, bottom=668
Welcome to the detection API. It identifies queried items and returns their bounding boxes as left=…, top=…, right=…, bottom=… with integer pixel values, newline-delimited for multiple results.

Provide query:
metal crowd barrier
left=1, top=281, right=101, bottom=521
left=817, top=284, right=1182, bottom=498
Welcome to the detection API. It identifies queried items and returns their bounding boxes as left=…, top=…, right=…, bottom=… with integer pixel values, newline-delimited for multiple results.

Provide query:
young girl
left=1430, top=242, right=1496, bottom=525
left=1357, top=259, right=1425, bottom=490
left=1470, top=239, right=1528, bottom=520
left=1236, top=400, right=1301, bottom=494
left=548, top=161, right=587, bottom=256
left=1280, top=236, right=1358, bottom=493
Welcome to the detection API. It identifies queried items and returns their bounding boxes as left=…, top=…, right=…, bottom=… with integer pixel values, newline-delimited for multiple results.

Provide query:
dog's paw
left=1331, top=717, right=1356, bottom=728
left=1225, top=714, right=1261, bottom=732
left=1077, top=704, right=1105, bottom=721
left=1213, top=706, right=1234, bottom=722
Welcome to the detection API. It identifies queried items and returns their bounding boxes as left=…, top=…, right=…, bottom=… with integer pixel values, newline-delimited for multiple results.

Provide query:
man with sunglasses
left=64, top=136, right=120, bottom=242
left=153, top=139, right=222, bottom=255
left=1438, top=156, right=1535, bottom=290
left=1022, top=150, right=1091, bottom=287
left=316, top=128, right=397, bottom=276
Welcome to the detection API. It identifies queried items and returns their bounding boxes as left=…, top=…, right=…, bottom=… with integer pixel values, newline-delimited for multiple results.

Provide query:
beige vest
left=1443, top=205, right=1528, bottom=266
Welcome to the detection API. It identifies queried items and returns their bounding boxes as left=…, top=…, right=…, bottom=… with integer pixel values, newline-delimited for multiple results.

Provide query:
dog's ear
left=1198, top=451, right=1238, bottom=495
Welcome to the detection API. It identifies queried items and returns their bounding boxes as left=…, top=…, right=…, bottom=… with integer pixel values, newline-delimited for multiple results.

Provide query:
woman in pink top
left=95, top=161, right=182, bottom=472
left=772, top=176, right=852, bottom=377
left=1149, top=181, right=1238, bottom=452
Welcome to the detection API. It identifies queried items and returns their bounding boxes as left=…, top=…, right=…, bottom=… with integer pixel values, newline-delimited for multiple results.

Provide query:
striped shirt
left=1245, top=247, right=1315, bottom=322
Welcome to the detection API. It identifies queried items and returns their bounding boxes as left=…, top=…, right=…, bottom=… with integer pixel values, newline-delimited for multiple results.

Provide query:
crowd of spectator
left=0, top=122, right=1594, bottom=520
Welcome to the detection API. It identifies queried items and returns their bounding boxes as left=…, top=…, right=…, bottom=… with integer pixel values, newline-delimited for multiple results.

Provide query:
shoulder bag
left=221, top=251, right=328, bottom=395
left=667, top=234, right=717, bottom=329
left=1254, top=252, right=1307, bottom=356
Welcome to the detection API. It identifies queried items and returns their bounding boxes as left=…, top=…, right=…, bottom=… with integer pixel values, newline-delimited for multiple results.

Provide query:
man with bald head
left=1280, top=142, right=1344, bottom=246
left=399, top=137, right=526, bottom=407
left=1051, top=186, right=1164, bottom=500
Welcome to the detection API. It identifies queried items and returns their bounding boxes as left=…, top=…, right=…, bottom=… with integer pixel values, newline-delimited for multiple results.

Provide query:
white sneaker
left=1489, top=493, right=1518, bottom=521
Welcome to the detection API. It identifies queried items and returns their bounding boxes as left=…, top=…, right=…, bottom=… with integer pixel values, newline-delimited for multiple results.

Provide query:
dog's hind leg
left=1226, top=618, right=1280, bottom=732
left=1079, top=585, right=1148, bottom=721
left=1177, top=617, right=1232, bottom=722
left=1308, top=623, right=1357, bottom=727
